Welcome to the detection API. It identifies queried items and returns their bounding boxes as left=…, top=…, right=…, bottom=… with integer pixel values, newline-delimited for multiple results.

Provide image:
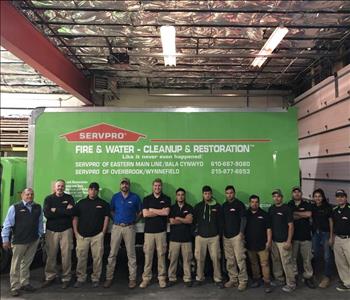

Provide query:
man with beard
left=104, top=178, right=142, bottom=289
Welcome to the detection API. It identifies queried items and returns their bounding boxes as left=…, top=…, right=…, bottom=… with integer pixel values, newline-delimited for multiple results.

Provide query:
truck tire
left=0, top=247, right=11, bottom=272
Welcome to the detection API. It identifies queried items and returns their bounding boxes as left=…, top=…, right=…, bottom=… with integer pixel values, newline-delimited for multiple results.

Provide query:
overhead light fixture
left=251, top=26, right=289, bottom=68
left=160, top=25, right=176, bottom=66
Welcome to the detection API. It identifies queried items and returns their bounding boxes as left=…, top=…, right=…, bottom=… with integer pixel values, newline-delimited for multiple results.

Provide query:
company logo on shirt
left=19, top=209, right=26, bottom=212
left=96, top=205, right=103, bottom=208
left=160, top=201, right=165, bottom=204
left=212, top=208, right=217, bottom=212
left=62, top=201, right=68, bottom=204
left=342, top=216, right=348, bottom=220
left=184, top=210, right=188, bottom=213
left=258, top=216, right=264, bottom=219
left=277, top=212, right=284, bottom=216
left=230, top=208, right=236, bottom=212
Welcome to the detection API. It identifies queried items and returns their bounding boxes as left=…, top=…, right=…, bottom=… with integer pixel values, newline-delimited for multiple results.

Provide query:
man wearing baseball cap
left=331, top=189, right=350, bottom=292
left=288, top=186, right=315, bottom=288
left=268, top=189, right=296, bottom=292
left=104, top=178, right=142, bottom=289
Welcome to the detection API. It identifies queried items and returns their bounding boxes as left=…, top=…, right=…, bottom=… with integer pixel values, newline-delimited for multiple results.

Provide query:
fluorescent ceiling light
left=251, top=26, right=289, bottom=68
left=160, top=25, right=176, bottom=66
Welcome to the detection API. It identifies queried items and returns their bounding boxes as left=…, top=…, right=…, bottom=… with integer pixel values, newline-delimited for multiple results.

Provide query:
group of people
left=2, top=177, right=350, bottom=297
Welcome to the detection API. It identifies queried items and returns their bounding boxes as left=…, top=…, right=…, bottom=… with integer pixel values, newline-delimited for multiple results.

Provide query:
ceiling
left=2, top=0, right=350, bottom=94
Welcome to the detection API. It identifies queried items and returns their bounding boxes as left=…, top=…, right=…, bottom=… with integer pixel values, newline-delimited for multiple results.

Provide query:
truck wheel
left=0, top=247, right=11, bottom=272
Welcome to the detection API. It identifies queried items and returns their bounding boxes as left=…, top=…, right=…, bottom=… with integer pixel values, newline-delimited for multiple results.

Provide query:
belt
left=337, top=235, right=350, bottom=239
left=115, top=223, right=134, bottom=227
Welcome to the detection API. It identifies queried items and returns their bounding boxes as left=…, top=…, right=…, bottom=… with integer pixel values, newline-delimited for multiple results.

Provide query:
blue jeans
left=312, top=231, right=332, bottom=278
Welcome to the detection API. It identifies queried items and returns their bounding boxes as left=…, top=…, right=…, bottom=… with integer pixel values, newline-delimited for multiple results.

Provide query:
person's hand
left=328, top=238, right=334, bottom=247
left=67, top=204, right=73, bottom=209
left=266, top=241, right=272, bottom=250
left=239, top=232, right=245, bottom=240
left=283, top=241, right=292, bottom=250
left=51, top=208, right=56, bottom=212
left=2, top=242, right=11, bottom=250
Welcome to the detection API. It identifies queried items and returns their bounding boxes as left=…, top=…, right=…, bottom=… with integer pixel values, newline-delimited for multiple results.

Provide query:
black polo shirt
left=169, top=202, right=194, bottom=243
left=312, top=202, right=333, bottom=233
left=268, top=204, right=293, bottom=243
left=332, top=203, right=350, bottom=236
left=143, top=193, right=171, bottom=233
left=288, top=200, right=313, bottom=241
left=222, top=198, right=246, bottom=238
left=193, top=201, right=221, bottom=238
left=245, top=208, right=271, bottom=251
left=74, top=196, right=110, bottom=237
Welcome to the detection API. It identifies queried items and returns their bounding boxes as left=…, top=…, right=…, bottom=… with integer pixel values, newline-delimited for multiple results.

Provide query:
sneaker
left=128, top=280, right=137, bottom=289
left=305, top=277, right=316, bottom=289
left=92, top=281, right=99, bottom=288
left=167, top=281, right=176, bottom=287
left=61, top=281, right=70, bottom=289
left=319, top=277, right=330, bottom=289
left=74, top=281, right=83, bottom=288
left=41, top=279, right=55, bottom=288
left=193, top=280, right=204, bottom=287
left=336, top=284, right=350, bottom=292
left=224, top=280, right=238, bottom=288
left=238, top=282, right=247, bottom=292
left=21, top=284, right=36, bottom=292
left=250, top=280, right=261, bottom=288
left=139, top=280, right=150, bottom=288
left=10, top=289, right=20, bottom=297
left=215, top=281, right=224, bottom=289
left=159, top=280, right=167, bottom=288
left=282, top=284, right=296, bottom=293
left=264, top=282, right=272, bottom=293
left=184, top=281, right=193, bottom=287
left=271, top=280, right=285, bottom=287
left=104, top=280, right=112, bottom=288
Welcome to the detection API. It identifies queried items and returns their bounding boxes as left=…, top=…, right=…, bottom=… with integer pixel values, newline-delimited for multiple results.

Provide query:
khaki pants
left=271, top=241, right=296, bottom=287
left=10, top=239, right=39, bottom=291
left=168, top=241, right=193, bottom=282
left=195, top=235, right=222, bottom=282
left=76, top=232, right=104, bottom=283
left=45, top=228, right=73, bottom=282
left=223, top=235, right=248, bottom=284
left=292, top=240, right=313, bottom=279
left=247, top=249, right=270, bottom=283
left=142, top=232, right=167, bottom=283
left=106, top=224, right=137, bottom=281
left=334, top=236, right=350, bottom=287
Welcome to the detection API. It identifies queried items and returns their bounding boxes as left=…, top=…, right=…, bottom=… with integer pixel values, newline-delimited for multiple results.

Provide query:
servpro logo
left=61, top=123, right=146, bottom=142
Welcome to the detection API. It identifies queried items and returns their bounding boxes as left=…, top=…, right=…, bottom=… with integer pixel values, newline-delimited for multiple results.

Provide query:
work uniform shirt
left=288, top=200, right=313, bottom=241
left=311, top=202, right=333, bottom=233
left=193, top=201, right=221, bottom=238
left=268, top=204, right=293, bottom=243
left=245, top=208, right=271, bottom=251
left=44, top=193, right=75, bottom=232
left=222, top=198, right=246, bottom=238
left=110, top=191, right=142, bottom=224
left=169, top=202, right=194, bottom=243
left=74, top=196, right=110, bottom=237
left=332, top=203, right=350, bottom=236
left=143, top=193, right=171, bottom=233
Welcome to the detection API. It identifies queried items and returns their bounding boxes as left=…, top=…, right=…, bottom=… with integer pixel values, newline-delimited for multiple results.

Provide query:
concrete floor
left=1, top=250, right=349, bottom=300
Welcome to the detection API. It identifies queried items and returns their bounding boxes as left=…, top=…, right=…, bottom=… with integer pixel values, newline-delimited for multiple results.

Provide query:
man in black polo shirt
left=193, top=185, right=223, bottom=288
left=288, top=186, right=315, bottom=288
left=222, top=185, right=248, bottom=291
left=140, top=178, right=171, bottom=289
left=168, top=188, right=194, bottom=287
left=42, top=179, right=75, bottom=289
left=73, top=182, right=110, bottom=288
left=331, top=189, right=350, bottom=292
left=268, top=189, right=296, bottom=293
left=245, top=195, right=272, bottom=293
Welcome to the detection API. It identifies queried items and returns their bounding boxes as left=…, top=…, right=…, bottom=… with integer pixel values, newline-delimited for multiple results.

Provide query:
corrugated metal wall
left=293, top=64, right=350, bottom=202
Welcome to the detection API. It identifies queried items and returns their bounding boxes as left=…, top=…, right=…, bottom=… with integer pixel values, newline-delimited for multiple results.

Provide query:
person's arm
left=43, top=196, right=59, bottom=219
left=329, top=217, right=334, bottom=246
left=1, top=206, right=15, bottom=249
left=266, top=228, right=272, bottom=249
left=293, top=211, right=312, bottom=219
left=38, top=208, right=44, bottom=238
left=102, top=216, right=109, bottom=235
left=170, top=217, right=182, bottom=224
left=143, top=208, right=159, bottom=218
left=175, top=213, right=193, bottom=224
left=283, top=222, right=294, bottom=249
left=72, top=216, right=79, bottom=237
left=149, top=207, right=170, bottom=216
left=135, top=196, right=143, bottom=222
left=55, top=196, right=75, bottom=216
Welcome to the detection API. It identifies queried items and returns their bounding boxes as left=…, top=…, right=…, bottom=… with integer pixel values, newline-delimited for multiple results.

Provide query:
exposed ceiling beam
left=0, top=1, right=92, bottom=105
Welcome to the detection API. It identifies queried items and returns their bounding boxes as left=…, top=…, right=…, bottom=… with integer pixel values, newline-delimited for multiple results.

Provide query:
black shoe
left=21, top=284, right=36, bottom=292
left=336, top=283, right=350, bottom=292
left=250, top=280, right=261, bottom=288
left=193, top=280, right=204, bottom=287
left=305, top=278, right=316, bottom=289
left=62, top=281, right=70, bottom=289
left=264, top=282, right=272, bottom=293
left=167, top=281, right=176, bottom=287
left=215, top=281, right=224, bottom=289
left=184, top=281, right=193, bottom=287
left=41, top=279, right=55, bottom=288
left=10, top=289, right=20, bottom=297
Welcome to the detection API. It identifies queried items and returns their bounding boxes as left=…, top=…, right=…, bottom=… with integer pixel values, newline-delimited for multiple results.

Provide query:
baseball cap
left=120, top=177, right=130, bottom=184
left=88, top=182, right=100, bottom=190
left=292, top=186, right=302, bottom=192
left=272, top=189, right=283, bottom=196
left=335, top=189, right=347, bottom=197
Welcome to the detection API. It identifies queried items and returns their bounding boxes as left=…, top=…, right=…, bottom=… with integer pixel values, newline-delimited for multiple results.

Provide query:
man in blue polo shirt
left=104, top=178, right=142, bottom=289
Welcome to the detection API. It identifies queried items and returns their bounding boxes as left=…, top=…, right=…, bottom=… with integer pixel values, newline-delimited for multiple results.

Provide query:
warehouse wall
left=106, top=89, right=290, bottom=108
left=293, top=64, right=350, bottom=202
